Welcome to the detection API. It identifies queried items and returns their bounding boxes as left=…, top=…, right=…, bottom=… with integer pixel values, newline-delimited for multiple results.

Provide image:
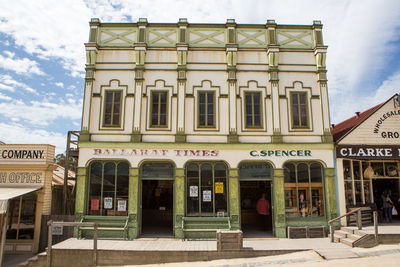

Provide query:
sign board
left=215, top=182, right=224, bottom=194
left=91, top=199, right=99, bottom=210
left=104, top=197, right=113, bottom=209
left=336, top=145, right=400, bottom=159
left=0, top=171, right=44, bottom=187
left=189, top=186, right=198, bottom=197
left=117, top=200, right=126, bottom=211
left=203, top=190, right=212, bottom=202
left=52, top=225, right=63, bottom=236
left=0, top=144, right=53, bottom=164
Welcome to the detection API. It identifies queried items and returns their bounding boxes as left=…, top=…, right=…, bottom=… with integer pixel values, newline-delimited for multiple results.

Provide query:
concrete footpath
left=111, top=244, right=400, bottom=267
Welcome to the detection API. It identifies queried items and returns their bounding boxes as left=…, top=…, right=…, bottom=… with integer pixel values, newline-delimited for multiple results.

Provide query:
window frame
left=102, top=90, right=123, bottom=127
left=284, top=161, right=325, bottom=218
left=86, top=161, right=130, bottom=216
left=290, top=91, right=309, bottom=129
left=244, top=91, right=263, bottom=129
left=197, top=91, right=216, bottom=128
left=185, top=162, right=229, bottom=217
left=150, top=90, right=169, bottom=128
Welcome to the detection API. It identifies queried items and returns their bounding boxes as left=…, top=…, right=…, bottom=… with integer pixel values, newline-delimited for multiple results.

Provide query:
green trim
left=147, top=27, right=177, bottom=47
left=98, top=27, right=137, bottom=46
left=237, top=29, right=266, bottom=48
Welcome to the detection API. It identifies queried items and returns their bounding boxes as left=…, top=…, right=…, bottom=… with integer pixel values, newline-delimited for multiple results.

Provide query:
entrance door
left=373, top=178, right=400, bottom=222
left=141, top=180, right=173, bottom=237
left=240, top=181, right=272, bottom=237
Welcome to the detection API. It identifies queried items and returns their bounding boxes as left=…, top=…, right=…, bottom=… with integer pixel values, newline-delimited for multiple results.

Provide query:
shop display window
left=186, top=162, right=227, bottom=217
left=87, top=161, right=129, bottom=216
left=6, top=192, right=36, bottom=240
left=283, top=162, right=324, bottom=217
left=343, top=160, right=399, bottom=206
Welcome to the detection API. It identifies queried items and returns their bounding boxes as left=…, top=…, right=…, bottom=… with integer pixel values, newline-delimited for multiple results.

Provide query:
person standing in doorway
left=256, top=193, right=270, bottom=231
left=382, top=191, right=394, bottom=223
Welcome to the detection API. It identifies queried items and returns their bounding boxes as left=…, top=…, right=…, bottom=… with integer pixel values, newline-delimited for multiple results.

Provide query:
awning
left=0, top=186, right=42, bottom=214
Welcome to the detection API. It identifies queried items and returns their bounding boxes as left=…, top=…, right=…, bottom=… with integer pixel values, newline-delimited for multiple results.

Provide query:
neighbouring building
left=75, top=18, right=337, bottom=239
left=332, top=94, right=400, bottom=224
left=0, top=144, right=55, bottom=257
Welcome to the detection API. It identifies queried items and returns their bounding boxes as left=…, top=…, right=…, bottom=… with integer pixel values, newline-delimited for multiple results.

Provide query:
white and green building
left=75, top=18, right=337, bottom=239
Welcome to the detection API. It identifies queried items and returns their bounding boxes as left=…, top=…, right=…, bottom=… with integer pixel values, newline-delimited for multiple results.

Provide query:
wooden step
left=340, top=238, right=355, bottom=247
left=334, top=230, right=348, bottom=238
left=347, top=233, right=362, bottom=241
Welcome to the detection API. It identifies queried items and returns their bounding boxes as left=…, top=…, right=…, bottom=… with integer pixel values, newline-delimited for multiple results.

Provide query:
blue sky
left=0, top=0, right=400, bottom=154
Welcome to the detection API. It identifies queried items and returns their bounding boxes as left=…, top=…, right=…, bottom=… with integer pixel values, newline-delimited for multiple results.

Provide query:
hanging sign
left=190, top=186, right=198, bottom=197
left=215, top=182, right=224, bottom=194
left=104, top=197, right=113, bottom=209
left=203, top=190, right=212, bottom=202
left=117, top=200, right=127, bottom=211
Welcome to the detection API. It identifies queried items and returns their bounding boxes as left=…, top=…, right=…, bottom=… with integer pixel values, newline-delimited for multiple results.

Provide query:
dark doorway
left=372, top=178, right=400, bottom=222
left=141, top=180, right=173, bottom=237
left=240, top=180, right=272, bottom=237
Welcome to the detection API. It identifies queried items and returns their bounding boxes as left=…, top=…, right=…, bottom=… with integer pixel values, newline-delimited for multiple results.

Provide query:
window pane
left=292, top=93, right=299, bottom=126
left=311, top=189, right=323, bottom=217
left=199, top=114, right=205, bottom=126
left=199, top=93, right=205, bottom=104
left=142, top=162, right=174, bottom=178
left=297, top=163, right=309, bottom=183
left=201, top=164, right=213, bottom=215
left=207, top=115, right=214, bottom=126
left=310, top=163, right=322, bottom=183
left=343, top=160, right=352, bottom=180
left=385, top=162, right=399, bottom=177
left=355, top=181, right=363, bottom=205
left=364, top=181, right=371, bottom=204
left=285, top=189, right=297, bottom=217
left=159, top=114, right=166, bottom=125
left=353, top=161, right=361, bottom=180
left=199, top=103, right=205, bottom=115
left=298, top=188, right=308, bottom=217
left=89, top=162, right=102, bottom=215
left=371, top=162, right=384, bottom=176
left=207, top=92, right=213, bottom=103
left=345, top=180, right=353, bottom=205
left=284, top=163, right=296, bottom=183
left=103, top=162, right=116, bottom=216
left=299, top=93, right=307, bottom=126
left=214, top=163, right=227, bottom=215
left=116, top=163, right=129, bottom=216
left=239, top=163, right=271, bottom=179
left=187, top=164, right=199, bottom=216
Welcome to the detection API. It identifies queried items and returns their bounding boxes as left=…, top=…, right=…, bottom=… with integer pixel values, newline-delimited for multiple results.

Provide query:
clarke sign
left=336, top=145, right=400, bottom=160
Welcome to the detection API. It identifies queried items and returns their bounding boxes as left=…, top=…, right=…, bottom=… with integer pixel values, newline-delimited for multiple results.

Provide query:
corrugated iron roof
left=52, top=164, right=75, bottom=187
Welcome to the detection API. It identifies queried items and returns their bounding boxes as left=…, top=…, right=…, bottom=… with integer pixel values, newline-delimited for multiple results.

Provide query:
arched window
left=87, top=161, right=129, bottom=216
left=186, top=162, right=228, bottom=217
left=283, top=162, right=324, bottom=218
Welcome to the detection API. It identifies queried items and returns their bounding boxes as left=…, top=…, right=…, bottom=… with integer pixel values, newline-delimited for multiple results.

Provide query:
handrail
left=47, top=221, right=98, bottom=267
left=329, top=208, right=362, bottom=243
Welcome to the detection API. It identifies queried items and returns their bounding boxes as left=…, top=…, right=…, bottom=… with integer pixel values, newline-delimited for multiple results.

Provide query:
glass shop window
left=6, top=192, right=36, bottom=240
left=284, top=162, right=324, bottom=218
left=239, top=162, right=272, bottom=179
left=186, top=162, right=228, bottom=217
left=141, top=162, right=174, bottom=179
left=87, top=161, right=129, bottom=216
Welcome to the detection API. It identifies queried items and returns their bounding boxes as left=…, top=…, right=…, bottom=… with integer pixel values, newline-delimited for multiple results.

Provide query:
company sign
left=0, top=171, right=44, bottom=186
left=336, top=145, right=400, bottom=159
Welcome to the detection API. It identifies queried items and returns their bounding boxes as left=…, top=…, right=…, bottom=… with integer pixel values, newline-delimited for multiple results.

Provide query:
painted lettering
left=0, top=172, right=6, bottom=183
left=250, top=150, right=258, bottom=156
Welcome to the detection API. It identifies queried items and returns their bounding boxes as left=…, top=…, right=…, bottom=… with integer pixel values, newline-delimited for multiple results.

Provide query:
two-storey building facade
left=75, top=18, right=336, bottom=239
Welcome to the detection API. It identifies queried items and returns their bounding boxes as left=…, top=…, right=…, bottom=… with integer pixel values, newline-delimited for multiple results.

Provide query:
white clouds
left=0, top=74, right=37, bottom=94
left=0, top=97, right=82, bottom=126
left=55, top=82, right=64, bottom=88
left=0, top=50, right=44, bottom=75
left=0, top=122, right=66, bottom=154
left=0, top=92, right=12, bottom=101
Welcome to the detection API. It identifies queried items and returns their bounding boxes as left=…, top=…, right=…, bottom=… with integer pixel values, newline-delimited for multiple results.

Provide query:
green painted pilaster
left=128, top=168, right=139, bottom=239
left=324, top=168, right=338, bottom=224
left=228, top=169, right=240, bottom=230
left=74, top=167, right=87, bottom=237
left=273, top=169, right=286, bottom=237
left=174, top=168, right=185, bottom=238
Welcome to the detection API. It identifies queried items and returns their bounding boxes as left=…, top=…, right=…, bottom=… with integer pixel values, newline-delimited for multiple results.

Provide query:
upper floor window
left=104, top=91, right=122, bottom=127
left=151, top=91, right=168, bottom=127
left=245, top=92, right=262, bottom=128
left=198, top=91, right=215, bottom=128
left=291, top=92, right=308, bottom=128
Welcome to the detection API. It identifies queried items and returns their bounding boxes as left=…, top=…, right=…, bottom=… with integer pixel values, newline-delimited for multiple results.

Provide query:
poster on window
left=190, top=186, right=198, bottom=197
left=215, top=182, right=224, bottom=194
left=91, top=199, right=99, bottom=210
left=203, top=190, right=212, bottom=202
left=104, top=197, right=113, bottom=209
left=117, top=200, right=127, bottom=211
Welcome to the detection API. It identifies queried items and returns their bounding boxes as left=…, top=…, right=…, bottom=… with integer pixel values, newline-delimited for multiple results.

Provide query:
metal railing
left=47, top=221, right=98, bottom=267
